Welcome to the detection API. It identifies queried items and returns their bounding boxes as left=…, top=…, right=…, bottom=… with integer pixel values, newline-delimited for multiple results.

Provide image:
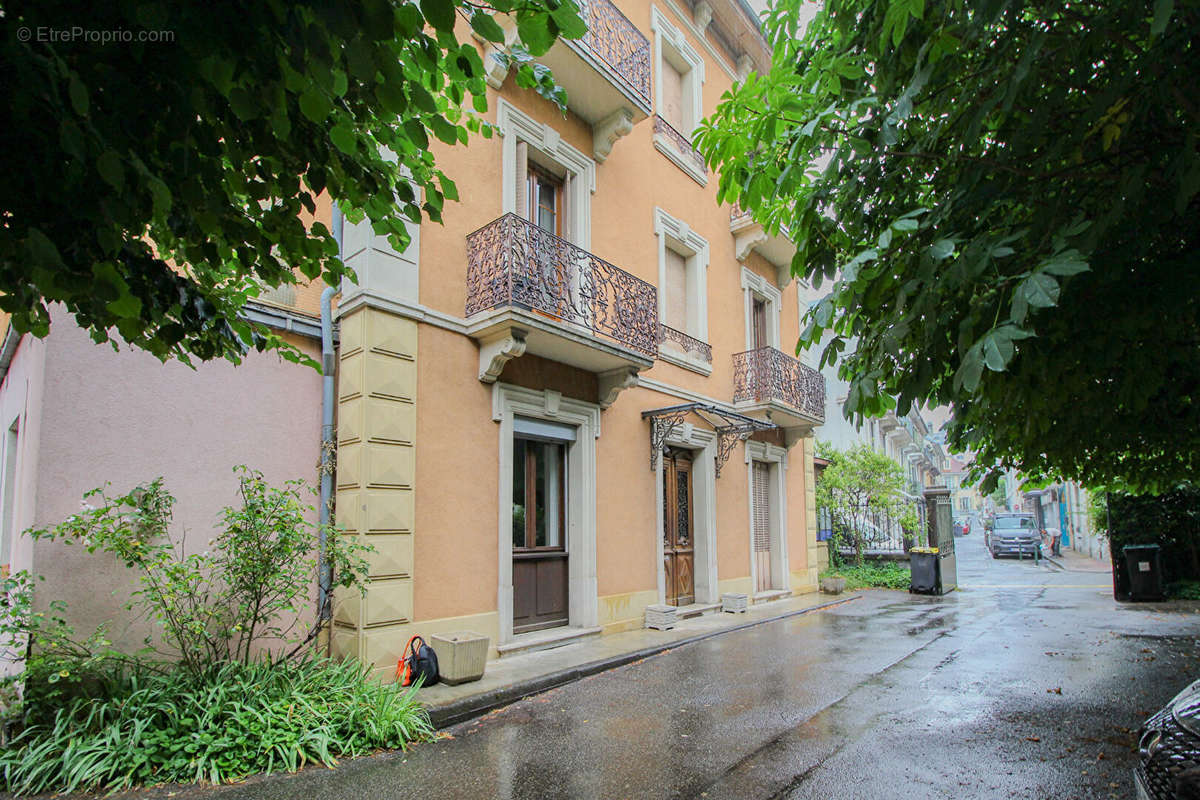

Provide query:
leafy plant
left=696, top=0, right=1200, bottom=493
left=0, top=655, right=433, bottom=795
left=816, top=444, right=919, bottom=567
left=1, top=0, right=583, bottom=366
left=26, top=467, right=370, bottom=678
left=821, top=562, right=910, bottom=591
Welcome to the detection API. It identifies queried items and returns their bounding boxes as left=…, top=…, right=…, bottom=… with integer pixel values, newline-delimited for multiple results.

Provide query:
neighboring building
left=0, top=0, right=826, bottom=680
left=943, top=457, right=984, bottom=515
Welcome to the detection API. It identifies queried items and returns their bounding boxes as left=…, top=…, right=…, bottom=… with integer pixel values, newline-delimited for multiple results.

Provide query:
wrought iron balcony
left=732, top=346, right=825, bottom=424
left=466, top=213, right=659, bottom=360
left=658, top=324, right=712, bottom=363
left=577, top=0, right=651, bottom=109
left=654, top=115, right=708, bottom=181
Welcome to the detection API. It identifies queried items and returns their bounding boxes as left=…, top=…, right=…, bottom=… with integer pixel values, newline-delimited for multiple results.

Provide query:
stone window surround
left=745, top=440, right=790, bottom=596
left=654, top=207, right=711, bottom=375
left=741, top=266, right=782, bottom=350
left=650, top=6, right=707, bottom=185
left=492, top=383, right=600, bottom=645
left=655, top=422, right=718, bottom=606
left=497, top=99, right=597, bottom=253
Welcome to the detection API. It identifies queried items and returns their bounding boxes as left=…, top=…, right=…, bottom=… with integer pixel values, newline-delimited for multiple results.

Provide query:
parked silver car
left=1137, top=678, right=1200, bottom=799
left=985, top=513, right=1041, bottom=558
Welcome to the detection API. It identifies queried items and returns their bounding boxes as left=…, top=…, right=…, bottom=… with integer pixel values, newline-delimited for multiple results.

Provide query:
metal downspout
left=318, top=207, right=343, bottom=632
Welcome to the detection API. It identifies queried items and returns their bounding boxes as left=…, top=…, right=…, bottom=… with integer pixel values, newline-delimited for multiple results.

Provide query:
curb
left=1044, top=555, right=1066, bottom=571
left=425, top=593, right=862, bottom=729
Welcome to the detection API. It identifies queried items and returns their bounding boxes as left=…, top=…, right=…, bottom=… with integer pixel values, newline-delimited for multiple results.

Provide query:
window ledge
left=657, top=346, right=713, bottom=376
left=654, top=135, right=708, bottom=187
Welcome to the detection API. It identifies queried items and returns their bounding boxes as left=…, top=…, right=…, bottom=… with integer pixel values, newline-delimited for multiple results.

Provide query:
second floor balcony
left=466, top=213, right=658, bottom=391
left=536, top=0, right=652, bottom=160
left=732, top=346, right=825, bottom=431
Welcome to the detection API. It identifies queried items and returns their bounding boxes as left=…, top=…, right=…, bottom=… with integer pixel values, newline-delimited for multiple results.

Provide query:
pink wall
left=30, top=315, right=323, bottom=652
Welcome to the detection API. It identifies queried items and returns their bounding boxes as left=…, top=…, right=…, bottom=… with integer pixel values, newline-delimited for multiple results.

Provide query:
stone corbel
left=598, top=366, right=639, bottom=409
left=694, top=1, right=713, bottom=34
left=593, top=108, right=634, bottom=163
left=478, top=328, right=526, bottom=383
left=734, top=225, right=768, bottom=262
left=736, top=54, right=754, bottom=82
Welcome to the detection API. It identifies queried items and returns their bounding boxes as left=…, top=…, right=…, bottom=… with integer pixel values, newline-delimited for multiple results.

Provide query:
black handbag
left=399, top=635, right=439, bottom=687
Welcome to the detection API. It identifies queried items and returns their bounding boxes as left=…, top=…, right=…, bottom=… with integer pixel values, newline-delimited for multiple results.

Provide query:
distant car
left=1136, top=678, right=1200, bottom=799
left=985, top=513, right=1041, bottom=558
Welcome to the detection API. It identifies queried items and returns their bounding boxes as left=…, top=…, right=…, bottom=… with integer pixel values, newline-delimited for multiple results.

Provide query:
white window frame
left=0, top=418, right=18, bottom=571
left=741, top=267, right=782, bottom=350
left=746, top=440, right=790, bottom=596
left=655, top=423, right=718, bottom=606
left=654, top=208, right=711, bottom=375
left=650, top=6, right=707, bottom=185
left=497, top=99, right=596, bottom=252
left=492, top=383, right=600, bottom=644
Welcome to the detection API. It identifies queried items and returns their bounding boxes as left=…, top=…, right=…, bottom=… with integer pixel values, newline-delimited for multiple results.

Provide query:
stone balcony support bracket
left=478, top=327, right=527, bottom=384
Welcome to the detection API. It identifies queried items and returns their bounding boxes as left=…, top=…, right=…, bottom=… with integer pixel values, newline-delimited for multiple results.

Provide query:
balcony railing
left=732, top=346, right=825, bottom=421
left=578, top=0, right=652, bottom=108
left=654, top=116, right=707, bottom=177
left=658, top=324, right=712, bottom=363
left=466, top=213, right=659, bottom=358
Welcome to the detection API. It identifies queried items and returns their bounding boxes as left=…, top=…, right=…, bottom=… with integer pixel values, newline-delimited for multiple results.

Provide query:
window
left=741, top=267, right=781, bottom=350
left=498, top=99, right=596, bottom=251
left=654, top=208, right=711, bottom=373
left=0, top=420, right=17, bottom=570
left=512, top=437, right=566, bottom=550
left=650, top=7, right=706, bottom=184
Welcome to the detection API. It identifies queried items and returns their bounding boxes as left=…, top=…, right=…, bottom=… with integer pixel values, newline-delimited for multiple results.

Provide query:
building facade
left=0, top=0, right=826, bottom=679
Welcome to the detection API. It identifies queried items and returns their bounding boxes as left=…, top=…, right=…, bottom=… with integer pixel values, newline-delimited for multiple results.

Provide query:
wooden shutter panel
left=515, top=141, right=529, bottom=219
left=662, top=60, right=685, bottom=131
left=753, top=462, right=771, bottom=553
left=665, top=249, right=687, bottom=330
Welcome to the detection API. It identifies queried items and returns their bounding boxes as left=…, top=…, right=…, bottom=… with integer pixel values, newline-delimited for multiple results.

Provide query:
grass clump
left=0, top=655, right=433, bottom=795
left=822, top=561, right=911, bottom=590
left=1167, top=580, right=1200, bottom=600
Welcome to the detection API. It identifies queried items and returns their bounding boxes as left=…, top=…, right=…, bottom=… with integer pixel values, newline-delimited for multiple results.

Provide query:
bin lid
left=910, top=547, right=940, bottom=554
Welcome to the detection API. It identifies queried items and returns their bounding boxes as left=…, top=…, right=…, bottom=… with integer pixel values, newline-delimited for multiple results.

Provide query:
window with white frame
left=498, top=99, right=596, bottom=250
left=650, top=7, right=706, bottom=183
left=654, top=208, right=710, bottom=372
left=741, top=267, right=781, bottom=351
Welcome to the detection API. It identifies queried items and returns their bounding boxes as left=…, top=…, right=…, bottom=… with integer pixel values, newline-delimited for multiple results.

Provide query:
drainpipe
left=318, top=206, right=343, bottom=629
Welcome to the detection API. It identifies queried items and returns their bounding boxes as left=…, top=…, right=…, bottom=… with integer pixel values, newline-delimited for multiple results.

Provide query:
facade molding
left=745, top=439, right=790, bottom=595
left=655, top=424, right=718, bottom=605
left=740, top=266, right=782, bottom=349
left=477, top=328, right=527, bottom=383
left=492, top=383, right=600, bottom=644
left=654, top=206, right=711, bottom=344
left=497, top=98, right=596, bottom=251
left=593, top=108, right=635, bottom=163
left=660, top=0, right=737, bottom=80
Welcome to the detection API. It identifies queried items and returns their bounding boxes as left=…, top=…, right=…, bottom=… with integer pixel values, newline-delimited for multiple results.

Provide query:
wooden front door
left=663, top=449, right=695, bottom=607
left=513, top=437, right=569, bottom=634
left=753, top=460, right=773, bottom=592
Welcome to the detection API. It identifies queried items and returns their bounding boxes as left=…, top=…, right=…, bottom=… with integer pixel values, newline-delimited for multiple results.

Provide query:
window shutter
left=515, top=141, right=529, bottom=219
left=753, top=462, right=771, bottom=553
left=561, top=172, right=573, bottom=241
left=665, top=249, right=688, bottom=330
left=662, top=60, right=685, bottom=131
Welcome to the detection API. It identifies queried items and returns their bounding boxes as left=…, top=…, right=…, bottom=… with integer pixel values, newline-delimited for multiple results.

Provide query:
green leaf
left=97, top=151, right=124, bottom=191
left=929, top=239, right=954, bottom=260
left=330, top=123, right=357, bottom=155
left=470, top=12, right=507, bottom=43
left=892, top=218, right=918, bottom=232
left=1039, top=251, right=1090, bottom=277
left=1151, top=0, right=1174, bottom=36
left=420, top=0, right=457, bottom=31
left=1020, top=273, right=1060, bottom=308
left=517, top=15, right=555, bottom=56
left=299, top=88, right=332, bottom=122
left=550, top=2, right=587, bottom=39
left=68, top=75, right=89, bottom=116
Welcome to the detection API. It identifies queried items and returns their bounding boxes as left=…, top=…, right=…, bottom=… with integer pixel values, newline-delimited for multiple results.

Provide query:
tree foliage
left=815, top=443, right=918, bottom=565
left=697, top=0, right=1200, bottom=492
left=0, top=0, right=580, bottom=365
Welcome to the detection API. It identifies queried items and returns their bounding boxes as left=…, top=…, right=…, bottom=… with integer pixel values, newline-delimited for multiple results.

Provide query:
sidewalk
left=1044, top=546, right=1112, bottom=573
left=420, top=591, right=860, bottom=727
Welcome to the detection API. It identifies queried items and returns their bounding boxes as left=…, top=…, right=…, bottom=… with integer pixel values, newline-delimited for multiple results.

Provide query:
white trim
left=651, top=6, right=706, bottom=136
left=741, top=267, right=782, bottom=349
left=653, top=138, right=709, bottom=187
left=657, top=348, right=713, bottom=376
left=656, top=426, right=719, bottom=607
left=492, top=383, right=600, bottom=645
left=661, top=0, right=737, bottom=80
left=497, top=99, right=596, bottom=251
left=654, top=206, right=711, bottom=343
left=746, top=440, right=790, bottom=594
left=638, top=376, right=730, bottom=409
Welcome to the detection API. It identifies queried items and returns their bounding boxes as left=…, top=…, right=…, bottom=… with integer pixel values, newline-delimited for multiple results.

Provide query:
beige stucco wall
left=28, top=314, right=323, bottom=653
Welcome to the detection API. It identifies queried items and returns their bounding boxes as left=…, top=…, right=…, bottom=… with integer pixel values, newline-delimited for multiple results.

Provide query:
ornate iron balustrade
left=658, top=324, right=712, bottom=363
left=730, top=206, right=753, bottom=224
left=732, top=346, right=825, bottom=421
left=466, top=213, right=659, bottom=358
left=578, top=0, right=651, bottom=107
left=654, top=116, right=707, bottom=177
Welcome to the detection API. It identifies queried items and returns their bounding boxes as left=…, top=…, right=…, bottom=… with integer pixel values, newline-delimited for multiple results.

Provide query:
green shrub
left=0, top=656, right=433, bottom=795
left=822, top=561, right=911, bottom=590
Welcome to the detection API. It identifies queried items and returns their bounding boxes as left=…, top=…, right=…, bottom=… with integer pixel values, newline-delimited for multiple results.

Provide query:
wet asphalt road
left=115, top=538, right=1200, bottom=800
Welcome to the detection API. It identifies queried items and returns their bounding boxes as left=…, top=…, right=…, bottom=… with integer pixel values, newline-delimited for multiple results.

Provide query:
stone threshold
left=421, top=592, right=861, bottom=729
left=753, top=588, right=791, bottom=603
left=495, top=626, right=602, bottom=657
